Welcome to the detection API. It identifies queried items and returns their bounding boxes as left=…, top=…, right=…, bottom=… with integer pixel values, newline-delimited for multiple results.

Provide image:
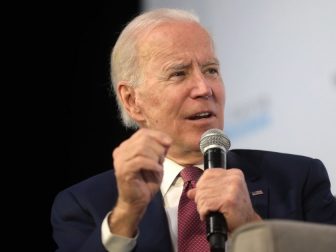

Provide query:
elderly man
left=51, top=8, right=336, bottom=252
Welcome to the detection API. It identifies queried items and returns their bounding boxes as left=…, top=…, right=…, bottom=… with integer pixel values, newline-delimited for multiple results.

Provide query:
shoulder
left=228, top=149, right=326, bottom=180
left=53, top=170, right=117, bottom=208
left=51, top=170, right=118, bottom=232
left=66, top=170, right=115, bottom=194
left=230, top=148, right=320, bottom=166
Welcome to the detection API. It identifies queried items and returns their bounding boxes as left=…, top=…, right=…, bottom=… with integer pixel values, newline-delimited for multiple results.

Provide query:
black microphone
left=199, top=128, right=231, bottom=252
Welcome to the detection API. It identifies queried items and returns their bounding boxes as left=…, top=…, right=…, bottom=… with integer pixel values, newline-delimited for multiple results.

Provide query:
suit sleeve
left=303, top=158, right=336, bottom=224
left=51, top=189, right=107, bottom=252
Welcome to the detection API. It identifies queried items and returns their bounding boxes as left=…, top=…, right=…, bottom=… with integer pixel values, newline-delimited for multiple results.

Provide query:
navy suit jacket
left=51, top=149, right=336, bottom=252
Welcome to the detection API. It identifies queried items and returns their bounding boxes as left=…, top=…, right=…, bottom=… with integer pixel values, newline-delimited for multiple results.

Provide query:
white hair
left=110, top=8, right=202, bottom=129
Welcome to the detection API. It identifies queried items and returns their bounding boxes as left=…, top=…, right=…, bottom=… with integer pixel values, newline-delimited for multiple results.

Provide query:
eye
left=171, top=71, right=186, bottom=77
left=206, top=67, right=219, bottom=75
left=203, top=67, right=220, bottom=79
left=168, top=70, right=187, bottom=81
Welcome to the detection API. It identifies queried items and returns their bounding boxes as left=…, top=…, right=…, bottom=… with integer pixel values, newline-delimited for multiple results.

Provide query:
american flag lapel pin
left=251, top=190, right=264, bottom=196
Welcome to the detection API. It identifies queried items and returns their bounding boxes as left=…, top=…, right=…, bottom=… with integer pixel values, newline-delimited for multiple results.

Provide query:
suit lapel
left=247, top=180, right=269, bottom=218
left=228, top=150, right=269, bottom=218
left=137, top=192, right=173, bottom=252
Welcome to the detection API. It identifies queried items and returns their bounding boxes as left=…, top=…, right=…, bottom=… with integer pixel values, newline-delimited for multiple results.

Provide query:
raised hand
left=108, top=128, right=172, bottom=237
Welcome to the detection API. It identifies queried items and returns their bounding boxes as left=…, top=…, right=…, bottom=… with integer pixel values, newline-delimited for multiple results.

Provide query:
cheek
left=137, top=92, right=168, bottom=123
left=138, top=84, right=186, bottom=121
left=148, top=95, right=161, bottom=107
left=149, top=89, right=179, bottom=109
left=138, top=87, right=160, bottom=107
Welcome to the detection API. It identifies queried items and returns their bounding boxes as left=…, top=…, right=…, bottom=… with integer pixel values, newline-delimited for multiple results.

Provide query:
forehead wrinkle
left=162, top=60, right=192, bottom=72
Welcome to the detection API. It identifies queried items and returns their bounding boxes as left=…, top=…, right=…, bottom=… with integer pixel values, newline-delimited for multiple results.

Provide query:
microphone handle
left=207, top=212, right=227, bottom=252
left=204, top=148, right=227, bottom=252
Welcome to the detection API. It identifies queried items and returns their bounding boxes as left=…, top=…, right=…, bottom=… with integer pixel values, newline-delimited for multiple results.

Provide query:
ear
left=117, top=81, right=145, bottom=123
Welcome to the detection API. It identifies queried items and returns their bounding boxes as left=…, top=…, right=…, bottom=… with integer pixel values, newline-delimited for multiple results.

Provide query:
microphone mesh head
left=199, top=128, right=231, bottom=154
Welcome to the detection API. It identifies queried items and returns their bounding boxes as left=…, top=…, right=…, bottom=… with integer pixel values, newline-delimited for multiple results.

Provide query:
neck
left=166, top=150, right=203, bottom=166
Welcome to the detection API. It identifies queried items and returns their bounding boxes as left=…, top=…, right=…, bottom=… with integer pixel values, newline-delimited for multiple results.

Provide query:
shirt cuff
left=101, top=211, right=138, bottom=252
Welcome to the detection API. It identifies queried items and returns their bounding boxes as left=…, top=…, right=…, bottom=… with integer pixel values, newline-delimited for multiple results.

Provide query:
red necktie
left=178, top=166, right=209, bottom=252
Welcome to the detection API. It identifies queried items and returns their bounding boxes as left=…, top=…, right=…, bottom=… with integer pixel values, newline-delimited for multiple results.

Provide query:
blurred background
left=48, top=0, right=335, bottom=250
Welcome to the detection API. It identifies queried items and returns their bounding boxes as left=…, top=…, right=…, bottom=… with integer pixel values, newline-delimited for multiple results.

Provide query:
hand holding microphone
left=199, top=129, right=231, bottom=252
left=188, top=128, right=261, bottom=251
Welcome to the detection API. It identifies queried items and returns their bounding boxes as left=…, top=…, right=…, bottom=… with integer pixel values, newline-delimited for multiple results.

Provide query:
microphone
left=200, top=128, right=231, bottom=252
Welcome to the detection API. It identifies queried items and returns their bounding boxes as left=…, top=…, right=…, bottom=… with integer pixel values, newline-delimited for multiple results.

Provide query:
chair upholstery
left=229, top=220, right=336, bottom=252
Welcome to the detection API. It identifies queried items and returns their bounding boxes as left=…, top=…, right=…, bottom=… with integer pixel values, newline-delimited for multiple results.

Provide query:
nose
left=190, top=72, right=213, bottom=99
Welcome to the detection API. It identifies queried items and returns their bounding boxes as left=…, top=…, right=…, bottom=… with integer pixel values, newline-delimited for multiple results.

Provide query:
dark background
left=45, top=1, right=141, bottom=250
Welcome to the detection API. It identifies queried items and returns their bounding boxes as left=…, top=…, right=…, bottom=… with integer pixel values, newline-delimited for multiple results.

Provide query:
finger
left=117, top=130, right=171, bottom=163
left=133, top=140, right=168, bottom=162
left=196, top=193, right=223, bottom=221
left=141, top=168, right=163, bottom=185
left=135, top=128, right=172, bottom=147
left=113, top=143, right=167, bottom=176
left=187, top=188, right=196, bottom=200
left=115, top=157, right=163, bottom=178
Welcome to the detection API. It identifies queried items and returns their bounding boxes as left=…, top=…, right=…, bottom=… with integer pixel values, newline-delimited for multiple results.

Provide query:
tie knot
left=180, top=166, right=203, bottom=183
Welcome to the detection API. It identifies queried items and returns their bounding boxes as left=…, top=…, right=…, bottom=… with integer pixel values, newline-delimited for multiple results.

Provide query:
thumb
left=187, top=188, right=196, bottom=200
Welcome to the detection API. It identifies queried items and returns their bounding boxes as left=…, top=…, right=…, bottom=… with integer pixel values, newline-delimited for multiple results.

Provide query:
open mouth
left=187, top=111, right=214, bottom=120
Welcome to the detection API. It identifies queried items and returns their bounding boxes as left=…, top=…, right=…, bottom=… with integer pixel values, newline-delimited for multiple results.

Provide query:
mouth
left=187, top=111, right=214, bottom=120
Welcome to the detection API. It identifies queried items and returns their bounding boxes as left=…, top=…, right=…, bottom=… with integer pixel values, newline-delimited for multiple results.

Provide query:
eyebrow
left=203, top=58, right=220, bottom=66
left=162, top=59, right=192, bottom=72
left=169, top=63, right=191, bottom=71
left=164, top=58, right=220, bottom=72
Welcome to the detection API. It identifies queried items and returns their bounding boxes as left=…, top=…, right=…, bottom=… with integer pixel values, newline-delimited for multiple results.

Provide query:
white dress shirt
left=101, top=158, right=204, bottom=252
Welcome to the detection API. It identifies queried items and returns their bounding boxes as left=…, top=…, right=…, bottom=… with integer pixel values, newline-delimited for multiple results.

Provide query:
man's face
left=133, top=22, right=225, bottom=164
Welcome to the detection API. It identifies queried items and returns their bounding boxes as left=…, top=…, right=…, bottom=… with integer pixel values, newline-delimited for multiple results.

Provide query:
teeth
left=191, top=112, right=211, bottom=119
left=197, top=112, right=210, bottom=117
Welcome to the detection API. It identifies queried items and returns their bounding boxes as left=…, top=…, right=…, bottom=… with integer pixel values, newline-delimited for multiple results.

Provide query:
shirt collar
left=160, top=157, right=204, bottom=196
